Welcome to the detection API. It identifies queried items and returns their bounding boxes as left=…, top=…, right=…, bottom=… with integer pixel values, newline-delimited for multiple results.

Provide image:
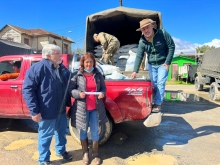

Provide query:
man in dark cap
left=0, top=61, right=21, bottom=81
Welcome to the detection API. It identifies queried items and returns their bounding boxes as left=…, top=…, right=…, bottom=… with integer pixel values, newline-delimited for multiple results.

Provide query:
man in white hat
left=131, top=18, right=175, bottom=112
left=93, top=32, right=120, bottom=65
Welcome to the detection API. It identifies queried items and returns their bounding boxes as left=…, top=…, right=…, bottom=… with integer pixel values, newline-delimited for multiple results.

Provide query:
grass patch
left=166, top=80, right=194, bottom=85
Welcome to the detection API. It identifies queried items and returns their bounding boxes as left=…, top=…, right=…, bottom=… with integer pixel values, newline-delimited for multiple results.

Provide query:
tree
left=196, top=45, right=215, bottom=53
left=72, top=47, right=85, bottom=54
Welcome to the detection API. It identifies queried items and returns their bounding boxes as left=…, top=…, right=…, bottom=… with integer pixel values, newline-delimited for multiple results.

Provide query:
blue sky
left=1, top=0, right=220, bottom=54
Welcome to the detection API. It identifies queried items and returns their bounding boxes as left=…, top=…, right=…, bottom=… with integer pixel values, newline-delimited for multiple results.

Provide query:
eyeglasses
left=51, top=52, right=61, bottom=56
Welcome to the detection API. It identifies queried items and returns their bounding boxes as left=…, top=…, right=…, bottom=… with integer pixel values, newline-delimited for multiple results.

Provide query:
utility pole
left=61, top=36, right=63, bottom=54
left=119, top=0, right=123, bottom=6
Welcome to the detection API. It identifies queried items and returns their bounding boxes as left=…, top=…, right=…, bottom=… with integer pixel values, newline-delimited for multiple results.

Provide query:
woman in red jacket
left=69, top=52, right=107, bottom=165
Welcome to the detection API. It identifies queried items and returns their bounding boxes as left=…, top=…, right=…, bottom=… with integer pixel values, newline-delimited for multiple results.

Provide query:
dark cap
left=13, top=61, right=21, bottom=68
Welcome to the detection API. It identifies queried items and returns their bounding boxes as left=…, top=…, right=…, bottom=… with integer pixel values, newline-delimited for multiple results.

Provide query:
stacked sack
left=93, top=45, right=103, bottom=58
left=125, top=50, right=137, bottom=71
left=93, top=44, right=151, bottom=71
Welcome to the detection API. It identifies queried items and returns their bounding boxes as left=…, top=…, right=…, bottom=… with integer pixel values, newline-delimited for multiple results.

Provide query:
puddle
left=127, top=153, right=178, bottom=165
left=164, top=91, right=208, bottom=103
left=4, top=139, right=35, bottom=150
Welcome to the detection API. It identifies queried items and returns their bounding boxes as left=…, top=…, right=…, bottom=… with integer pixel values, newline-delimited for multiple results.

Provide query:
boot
left=92, top=141, right=101, bottom=165
left=81, top=139, right=89, bottom=164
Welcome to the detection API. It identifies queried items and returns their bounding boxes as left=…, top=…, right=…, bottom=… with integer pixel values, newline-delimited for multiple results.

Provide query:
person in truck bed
left=0, top=61, right=21, bottom=81
left=93, top=32, right=120, bottom=65
left=22, top=44, right=72, bottom=165
left=131, top=18, right=175, bottom=112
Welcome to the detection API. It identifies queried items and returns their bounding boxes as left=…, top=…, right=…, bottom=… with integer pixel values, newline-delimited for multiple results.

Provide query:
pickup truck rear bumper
left=143, top=112, right=162, bottom=127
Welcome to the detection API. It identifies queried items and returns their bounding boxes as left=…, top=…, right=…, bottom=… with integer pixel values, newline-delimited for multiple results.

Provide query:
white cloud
left=173, top=37, right=200, bottom=55
left=203, top=38, right=220, bottom=48
left=172, top=37, right=220, bottom=55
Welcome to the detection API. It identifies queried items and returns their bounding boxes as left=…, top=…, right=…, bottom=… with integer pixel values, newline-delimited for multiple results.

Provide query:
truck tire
left=69, top=114, right=113, bottom=146
left=209, top=82, right=220, bottom=101
left=195, top=77, right=203, bottom=91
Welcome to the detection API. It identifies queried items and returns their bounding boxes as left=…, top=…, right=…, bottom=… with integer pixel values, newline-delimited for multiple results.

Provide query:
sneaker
left=152, top=104, right=161, bottom=113
left=59, top=151, right=73, bottom=161
left=40, top=161, right=54, bottom=165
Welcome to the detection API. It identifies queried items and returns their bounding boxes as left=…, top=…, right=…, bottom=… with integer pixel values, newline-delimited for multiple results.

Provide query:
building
left=168, top=56, right=197, bottom=81
left=0, top=24, right=74, bottom=54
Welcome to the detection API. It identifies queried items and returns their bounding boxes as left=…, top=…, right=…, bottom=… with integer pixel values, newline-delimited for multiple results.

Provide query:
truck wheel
left=209, top=82, right=220, bottom=101
left=195, top=77, right=203, bottom=91
left=69, top=114, right=113, bottom=146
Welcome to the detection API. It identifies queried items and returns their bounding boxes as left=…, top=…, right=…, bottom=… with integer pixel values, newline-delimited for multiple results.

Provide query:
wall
left=0, top=26, right=21, bottom=43
left=168, top=56, right=196, bottom=80
left=0, top=26, right=72, bottom=54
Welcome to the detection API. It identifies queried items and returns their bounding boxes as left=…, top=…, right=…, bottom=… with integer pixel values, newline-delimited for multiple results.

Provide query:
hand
left=131, top=72, right=137, bottom=79
left=80, top=92, right=86, bottom=99
left=32, top=113, right=41, bottom=122
left=162, top=64, right=170, bottom=71
left=98, top=93, right=104, bottom=99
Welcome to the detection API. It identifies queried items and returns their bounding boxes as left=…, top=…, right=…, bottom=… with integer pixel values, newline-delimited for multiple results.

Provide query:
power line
left=52, top=23, right=86, bottom=32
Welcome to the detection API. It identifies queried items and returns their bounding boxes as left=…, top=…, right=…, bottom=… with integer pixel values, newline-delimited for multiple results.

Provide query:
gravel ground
left=0, top=84, right=220, bottom=165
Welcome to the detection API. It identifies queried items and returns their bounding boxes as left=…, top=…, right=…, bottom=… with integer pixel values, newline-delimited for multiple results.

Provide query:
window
left=64, top=44, right=68, bottom=54
left=31, top=61, right=40, bottom=66
left=24, top=38, right=29, bottom=45
left=53, top=40, right=57, bottom=45
left=0, top=60, right=22, bottom=81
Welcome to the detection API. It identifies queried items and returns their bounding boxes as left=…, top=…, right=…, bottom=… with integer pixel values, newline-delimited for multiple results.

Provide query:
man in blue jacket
left=23, top=44, right=72, bottom=165
left=131, top=18, right=175, bottom=112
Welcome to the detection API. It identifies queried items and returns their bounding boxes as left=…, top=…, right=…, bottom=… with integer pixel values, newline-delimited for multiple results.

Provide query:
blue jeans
left=38, top=113, right=67, bottom=164
left=80, top=110, right=99, bottom=141
left=148, top=64, right=168, bottom=105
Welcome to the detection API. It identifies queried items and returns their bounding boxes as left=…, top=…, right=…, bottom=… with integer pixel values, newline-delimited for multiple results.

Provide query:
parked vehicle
left=194, top=47, right=220, bottom=101
left=0, top=53, right=162, bottom=145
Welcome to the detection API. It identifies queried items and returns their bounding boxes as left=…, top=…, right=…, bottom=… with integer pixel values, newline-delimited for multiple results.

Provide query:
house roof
left=0, top=24, right=74, bottom=43
left=175, top=55, right=197, bottom=59
left=0, top=38, right=32, bottom=56
left=173, top=55, right=196, bottom=61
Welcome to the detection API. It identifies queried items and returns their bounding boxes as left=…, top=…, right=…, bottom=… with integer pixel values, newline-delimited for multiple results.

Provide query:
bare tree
left=72, top=47, right=85, bottom=54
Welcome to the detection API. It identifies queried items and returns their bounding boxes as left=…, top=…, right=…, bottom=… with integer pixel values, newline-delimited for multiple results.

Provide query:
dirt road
left=0, top=85, right=220, bottom=165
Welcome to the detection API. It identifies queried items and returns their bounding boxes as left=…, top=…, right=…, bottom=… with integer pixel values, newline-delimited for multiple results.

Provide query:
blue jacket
left=22, top=59, right=71, bottom=119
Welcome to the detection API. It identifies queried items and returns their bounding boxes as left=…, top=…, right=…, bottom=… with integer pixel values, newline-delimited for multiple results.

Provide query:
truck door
left=0, top=57, right=24, bottom=116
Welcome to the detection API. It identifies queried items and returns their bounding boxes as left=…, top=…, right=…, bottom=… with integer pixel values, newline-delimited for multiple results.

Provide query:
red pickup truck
left=0, top=54, right=162, bottom=145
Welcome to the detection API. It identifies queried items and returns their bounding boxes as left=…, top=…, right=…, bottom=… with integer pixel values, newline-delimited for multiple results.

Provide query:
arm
left=133, top=40, right=145, bottom=73
left=0, top=73, right=19, bottom=81
left=68, top=73, right=82, bottom=99
left=22, top=68, right=40, bottom=117
left=163, top=29, right=175, bottom=65
left=98, top=73, right=106, bottom=99
left=98, top=33, right=108, bottom=50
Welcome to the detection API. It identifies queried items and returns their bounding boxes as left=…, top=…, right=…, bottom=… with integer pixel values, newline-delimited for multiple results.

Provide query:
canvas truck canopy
left=201, top=47, right=220, bottom=72
left=85, top=6, right=162, bottom=52
left=0, top=39, right=33, bottom=56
